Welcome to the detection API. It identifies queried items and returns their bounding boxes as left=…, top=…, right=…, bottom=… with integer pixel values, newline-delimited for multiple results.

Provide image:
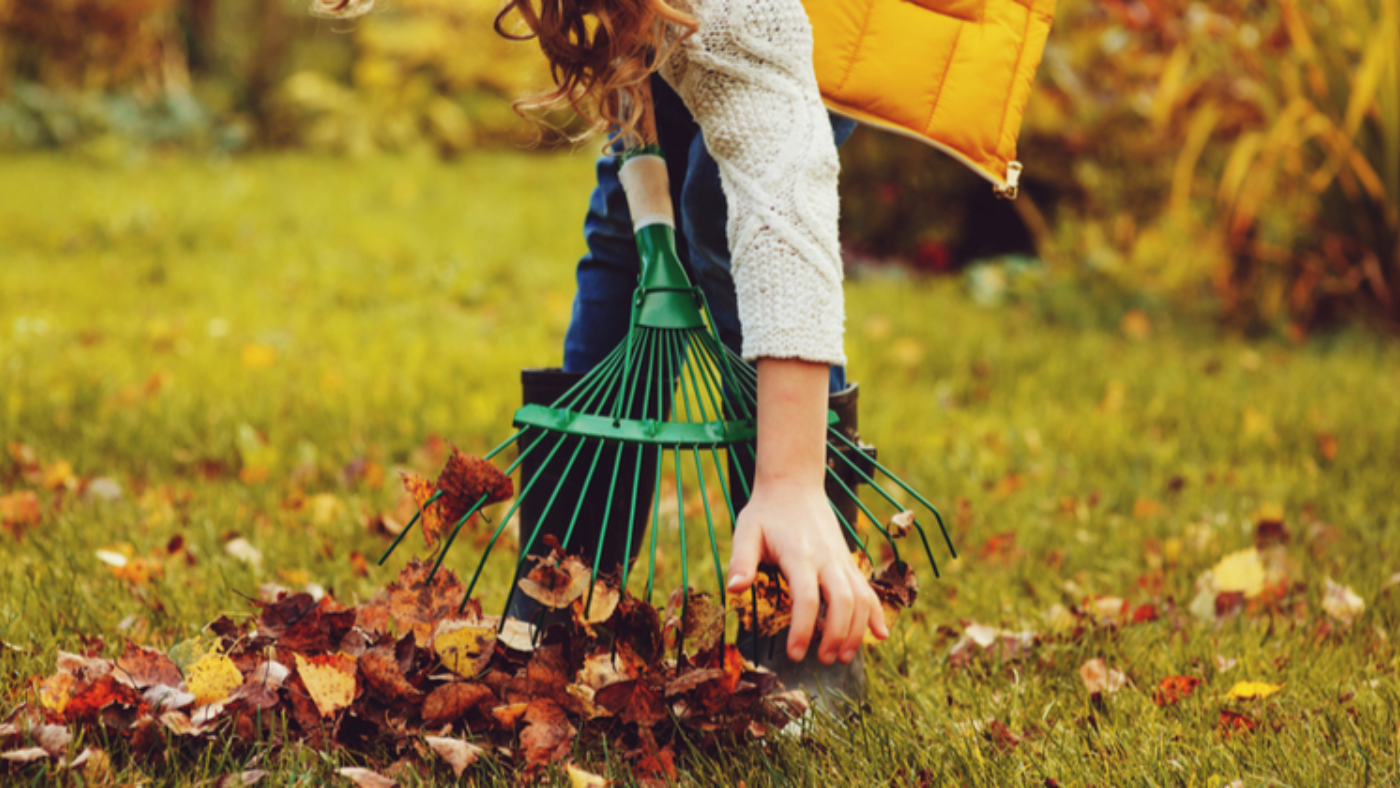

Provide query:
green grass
left=3, top=151, right=1400, bottom=787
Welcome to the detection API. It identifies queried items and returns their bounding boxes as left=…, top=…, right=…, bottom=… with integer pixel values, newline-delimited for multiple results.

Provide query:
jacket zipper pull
left=994, top=161, right=1023, bottom=200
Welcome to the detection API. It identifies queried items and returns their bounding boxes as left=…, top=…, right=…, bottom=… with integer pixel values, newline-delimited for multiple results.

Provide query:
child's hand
left=727, top=477, right=889, bottom=664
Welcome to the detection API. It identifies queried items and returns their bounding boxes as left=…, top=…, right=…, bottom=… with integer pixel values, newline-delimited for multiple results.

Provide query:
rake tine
left=464, top=430, right=574, bottom=603
left=497, top=435, right=592, bottom=623
left=722, top=441, right=762, bottom=658
left=584, top=441, right=628, bottom=618
left=691, top=448, right=726, bottom=604
left=620, top=439, right=646, bottom=596
left=825, top=446, right=941, bottom=578
left=427, top=492, right=491, bottom=583
left=645, top=444, right=665, bottom=603
left=555, top=341, right=628, bottom=410
left=826, top=427, right=956, bottom=560
left=558, top=439, right=608, bottom=555
left=675, top=446, right=688, bottom=661
left=824, top=467, right=900, bottom=566
left=379, top=425, right=530, bottom=567
left=378, top=488, right=442, bottom=566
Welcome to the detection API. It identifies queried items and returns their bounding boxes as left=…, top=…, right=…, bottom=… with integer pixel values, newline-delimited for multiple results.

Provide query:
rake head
left=379, top=147, right=957, bottom=638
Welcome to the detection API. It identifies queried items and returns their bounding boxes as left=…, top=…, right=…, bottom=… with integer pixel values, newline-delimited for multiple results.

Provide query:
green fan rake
left=379, top=125, right=956, bottom=629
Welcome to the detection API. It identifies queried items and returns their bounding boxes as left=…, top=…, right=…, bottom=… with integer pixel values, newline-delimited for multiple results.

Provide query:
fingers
left=816, top=563, right=856, bottom=664
left=726, top=520, right=765, bottom=594
left=840, top=565, right=884, bottom=661
left=785, top=564, right=821, bottom=662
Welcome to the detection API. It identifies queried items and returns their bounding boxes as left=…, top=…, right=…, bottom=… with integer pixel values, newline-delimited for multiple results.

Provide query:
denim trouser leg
left=563, top=75, right=858, bottom=395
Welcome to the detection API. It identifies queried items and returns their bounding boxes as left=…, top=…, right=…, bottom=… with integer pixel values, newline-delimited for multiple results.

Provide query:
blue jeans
left=563, top=75, right=857, bottom=395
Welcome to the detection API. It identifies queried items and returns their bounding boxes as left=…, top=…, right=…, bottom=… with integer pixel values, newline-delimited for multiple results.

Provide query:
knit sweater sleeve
left=660, top=0, right=846, bottom=366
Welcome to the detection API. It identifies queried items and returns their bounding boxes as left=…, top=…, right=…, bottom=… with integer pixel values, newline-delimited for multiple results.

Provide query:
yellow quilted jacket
left=805, top=0, right=1056, bottom=196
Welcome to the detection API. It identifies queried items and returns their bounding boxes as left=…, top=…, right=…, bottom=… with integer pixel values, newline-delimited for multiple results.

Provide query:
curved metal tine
left=690, top=448, right=726, bottom=605
left=424, top=425, right=545, bottom=580
left=729, top=440, right=873, bottom=567
left=644, top=446, right=665, bottom=603
left=671, top=333, right=698, bottom=424
left=825, top=428, right=956, bottom=561
left=379, top=425, right=529, bottom=566
left=583, top=440, right=629, bottom=617
left=620, top=328, right=664, bottom=597
left=726, top=441, right=762, bottom=658
left=824, top=465, right=899, bottom=567
left=557, top=439, right=608, bottom=555
left=674, top=435, right=690, bottom=661
left=378, top=488, right=442, bottom=566
left=825, top=445, right=942, bottom=577
left=680, top=334, right=725, bottom=427
left=462, top=431, right=575, bottom=605
left=495, top=434, right=593, bottom=627
left=694, top=333, right=751, bottom=422
left=553, top=341, right=629, bottom=412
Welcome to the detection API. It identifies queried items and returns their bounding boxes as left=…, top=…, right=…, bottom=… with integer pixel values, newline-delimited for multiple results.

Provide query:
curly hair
left=311, top=0, right=696, bottom=144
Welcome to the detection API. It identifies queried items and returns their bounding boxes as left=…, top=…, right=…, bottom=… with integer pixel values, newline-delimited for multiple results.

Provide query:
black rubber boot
left=506, top=368, right=659, bottom=622
left=732, top=383, right=876, bottom=709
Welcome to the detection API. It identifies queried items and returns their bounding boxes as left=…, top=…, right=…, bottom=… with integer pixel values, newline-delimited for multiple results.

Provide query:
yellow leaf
left=1227, top=681, right=1282, bottom=700
left=566, top=763, right=610, bottom=787
left=186, top=650, right=244, bottom=706
left=435, top=621, right=496, bottom=678
left=241, top=343, right=277, bottom=369
left=41, top=460, right=75, bottom=491
left=40, top=671, right=77, bottom=714
left=294, top=653, right=357, bottom=717
left=1213, top=548, right=1266, bottom=598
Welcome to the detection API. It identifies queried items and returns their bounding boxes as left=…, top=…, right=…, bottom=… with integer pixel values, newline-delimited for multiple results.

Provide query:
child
left=316, top=0, right=888, bottom=685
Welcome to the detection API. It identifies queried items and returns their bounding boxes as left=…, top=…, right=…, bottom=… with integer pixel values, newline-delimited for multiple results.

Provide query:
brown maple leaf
left=594, top=680, right=667, bottom=727
left=520, top=699, right=576, bottom=774
left=518, top=554, right=592, bottom=610
left=113, top=643, right=182, bottom=690
left=436, top=446, right=513, bottom=526
left=726, top=566, right=792, bottom=637
left=356, top=559, right=470, bottom=647
left=422, top=682, right=496, bottom=728
left=358, top=647, right=422, bottom=703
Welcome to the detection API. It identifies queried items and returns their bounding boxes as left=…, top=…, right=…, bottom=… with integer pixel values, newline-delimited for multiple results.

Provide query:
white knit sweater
left=658, top=0, right=846, bottom=366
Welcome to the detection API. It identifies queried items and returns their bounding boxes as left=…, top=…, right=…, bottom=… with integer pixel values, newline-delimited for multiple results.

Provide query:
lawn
left=2, top=151, right=1399, bottom=787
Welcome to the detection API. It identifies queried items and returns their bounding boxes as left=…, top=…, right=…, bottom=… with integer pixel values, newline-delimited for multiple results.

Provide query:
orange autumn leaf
left=294, top=653, right=357, bottom=717
left=400, top=471, right=449, bottom=549
left=1152, top=675, right=1201, bottom=706
left=1, top=491, right=42, bottom=539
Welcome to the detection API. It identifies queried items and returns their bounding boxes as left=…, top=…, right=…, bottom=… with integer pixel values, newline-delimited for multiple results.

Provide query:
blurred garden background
left=4, top=1, right=1400, bottom=786
left=1, top=0, right=1397, bottom=334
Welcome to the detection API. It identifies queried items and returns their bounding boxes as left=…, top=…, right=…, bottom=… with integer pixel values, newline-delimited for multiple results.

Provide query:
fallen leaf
left=224, top=537, right=264, bottom=566
left=1212, top=548, right=1265, bottom=598
left=423, top=682, right=495, bottom=727
left=0, top=491, right=42, bottom=538
left=358, top=647, right=422, bottom=702
left=213, top=770, right=270, bottom=787
left=573, top=581, right=620, bottom=627
left=1218, top=709, right=1257, bottom=736
left=1215, top=654, right=1237, bottom=673
left=726, top=567, right=792, bottom=637
left=566, top=762, right=610, bottom=787
left=114, top=643, right=183, bottom=690
left=187, top=650, right=244, bottom=707
left=1152, top=676, right=1201, bottom=706
left=1316, top=432, right=1338, bottom=462
left=1, top=747, right=49, bottom=763
left=518, top=556, right=592, bottom=610
left=435, top=620, right=497, bottom=678
left=497, top=618, right=537, bottom=652
left=491, top=702, right=530, bottom=727
left=355, top=558, right=470, bottom=646
left=1078, top=658, right=1126, bottom=695
left=594, top=680, right=667, bottom=726
left=32, top=724, right=71, bottom=756
left=294, top=653, right=357, bottom=717
left=885, top=510, right=915, bottom=539
left=520, top=700, right=576, bottom=772
left=1321, top=579, right=1364, bottom=625
left=338, top=767, right=396, bottom=788
left=1226, top=681, right=1282, bottom=700
left=424, top=735, right=486, bottom=778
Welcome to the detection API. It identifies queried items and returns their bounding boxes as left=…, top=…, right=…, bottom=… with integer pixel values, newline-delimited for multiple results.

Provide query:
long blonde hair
left=311, top=0, right=695, bottom=143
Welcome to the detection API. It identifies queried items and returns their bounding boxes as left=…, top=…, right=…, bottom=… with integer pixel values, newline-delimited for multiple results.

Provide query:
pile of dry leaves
left=3, top=448, right=920, bottom=785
